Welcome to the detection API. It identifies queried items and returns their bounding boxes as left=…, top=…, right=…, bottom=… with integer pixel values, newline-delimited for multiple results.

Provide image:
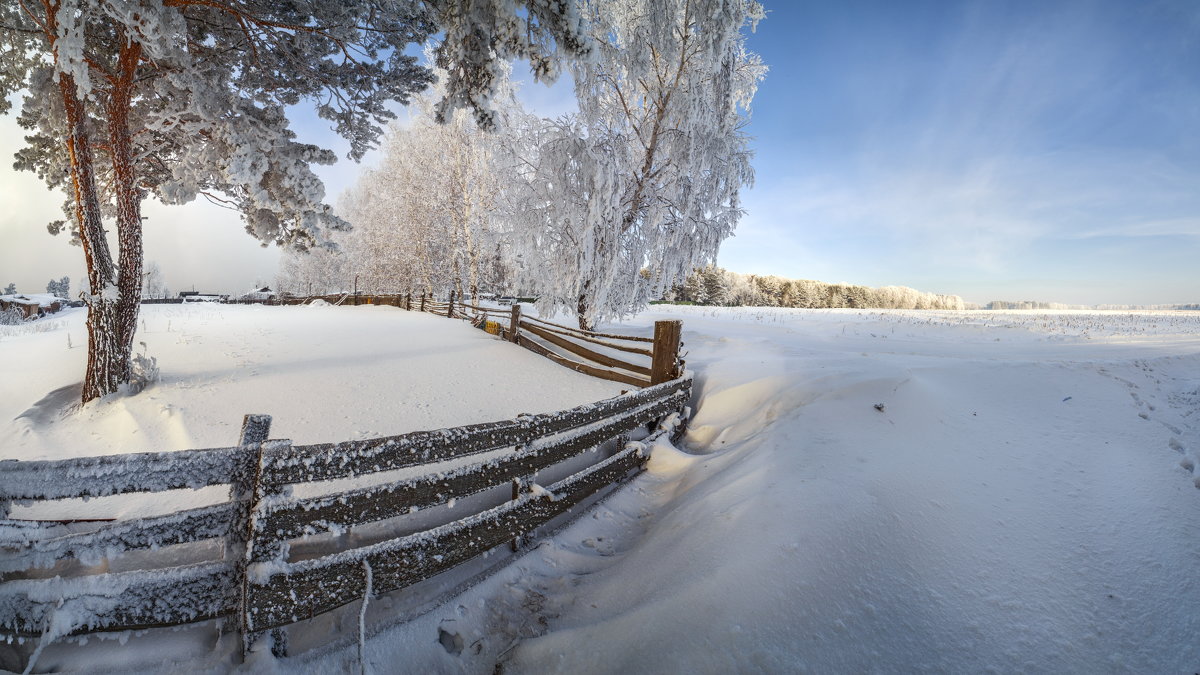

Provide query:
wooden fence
left=265, top=291, right=684, bottom=388
left=143, top=290, right=684, bottom=387
left=0, top=300, right=691, bottom=667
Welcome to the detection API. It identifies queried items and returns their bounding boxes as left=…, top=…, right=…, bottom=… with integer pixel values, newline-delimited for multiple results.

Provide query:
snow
left=5, top=305, right=1200, bottom=672
left=487, top=307, right=1200, bottom=673
left=303, top=307, right=1200, bottom=674
left=0, top=304, right=623, bottom=521
left=0, top=294, right=63, bottom=309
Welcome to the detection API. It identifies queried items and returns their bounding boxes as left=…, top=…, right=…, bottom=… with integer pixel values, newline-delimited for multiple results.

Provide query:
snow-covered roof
left=0, top=293, right=63, bottom=308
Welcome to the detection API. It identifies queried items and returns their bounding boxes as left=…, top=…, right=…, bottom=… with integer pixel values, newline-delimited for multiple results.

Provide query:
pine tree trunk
left=57, top=74, right=122, bottom=403
left=109, top=39, right=145, bottom=381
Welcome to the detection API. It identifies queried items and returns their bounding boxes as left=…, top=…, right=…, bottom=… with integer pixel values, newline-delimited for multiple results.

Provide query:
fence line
left=143, top=291, right=683, bottom=389
left=1, top=380, right=689, bottom=645
left=284, top=292, right=682, bottom=388
left=1, top=374, right=691, bottom=665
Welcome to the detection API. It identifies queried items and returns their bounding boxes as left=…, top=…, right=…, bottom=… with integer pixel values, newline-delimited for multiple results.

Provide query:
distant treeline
left=662, top=266, right=970, bottom=310
left=985, top=300, right=1090, bottom=310
left=987, top=301, right=1200, bottom=311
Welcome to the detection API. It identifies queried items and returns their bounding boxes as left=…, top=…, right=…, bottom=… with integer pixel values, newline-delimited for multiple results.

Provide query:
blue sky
left=723, top=0, right=1200, bottom=305
left=1, top=1, right=1198, bottom=305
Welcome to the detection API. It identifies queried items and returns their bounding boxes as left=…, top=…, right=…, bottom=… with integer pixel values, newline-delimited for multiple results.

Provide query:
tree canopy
left=0, top=0, right=591, bottom=401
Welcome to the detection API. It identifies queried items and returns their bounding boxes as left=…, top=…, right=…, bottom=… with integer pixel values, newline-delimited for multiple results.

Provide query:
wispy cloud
left=725, top=0, right=1200, bottom=303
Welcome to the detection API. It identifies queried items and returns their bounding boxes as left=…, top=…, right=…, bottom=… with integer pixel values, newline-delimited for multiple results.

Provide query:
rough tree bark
left=108, top=36, right=145, bottom=385
left=53, top=42, right=124, bottom=402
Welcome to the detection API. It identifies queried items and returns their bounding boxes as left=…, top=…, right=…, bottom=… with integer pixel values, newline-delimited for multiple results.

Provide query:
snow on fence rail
left=0, top=370, right=691, bottom=664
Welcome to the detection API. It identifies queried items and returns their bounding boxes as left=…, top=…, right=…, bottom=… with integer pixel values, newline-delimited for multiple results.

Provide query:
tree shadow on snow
left=15, top=382, right=83, bottom=428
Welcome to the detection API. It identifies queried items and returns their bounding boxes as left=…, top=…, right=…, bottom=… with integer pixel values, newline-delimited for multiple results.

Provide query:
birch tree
left=0, top=0, right=589, bottom=403
left=142, top=262, right=164, bottom=300
left=502, top=0, right=766, bottom=329
left=277, top=244, right=350, bottom=297
left=318, top=57, right=514, bottom=299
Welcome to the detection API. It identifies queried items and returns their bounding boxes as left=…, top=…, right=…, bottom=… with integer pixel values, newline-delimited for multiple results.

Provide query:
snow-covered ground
left=481, top=307, right=1200, bottom=674
left=0, top=304, right=623, bottom=520
left=5, top=305, right=1200, bottom=672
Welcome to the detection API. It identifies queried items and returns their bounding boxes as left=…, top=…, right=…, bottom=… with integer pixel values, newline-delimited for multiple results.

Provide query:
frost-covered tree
left=502, top=0, right=765, bottom=328
left=702, top=266, right=729, bottom=306
left=46, top=276, right=69, bottom=297
left=304, top=53, right=515, bottom=300
left=2, top=283, right=15, bottom=295
left=1, top=0, right=590, bottom=403
left=142, top=263, right=164, bottom=300
left=277, top=244, right=351, bottom=297
left=339, top=115, right=497, bottom=297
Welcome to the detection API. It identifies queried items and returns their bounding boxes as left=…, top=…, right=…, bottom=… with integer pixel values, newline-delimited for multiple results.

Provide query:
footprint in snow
left=1167, top=438, right=1199, bottom=486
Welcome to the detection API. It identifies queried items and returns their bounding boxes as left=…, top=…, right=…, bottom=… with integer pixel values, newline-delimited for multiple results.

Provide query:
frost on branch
left=430, top=0, right=592, bottom=130
left=283, top=54, right=520, bottom=296
left=497, top=0, right=767, bottom=329
left=0, top=0, right=594, bottom=401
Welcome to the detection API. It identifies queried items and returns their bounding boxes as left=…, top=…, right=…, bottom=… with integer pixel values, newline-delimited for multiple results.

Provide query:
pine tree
left=702, top=266, right=729, bottom=306
left=1, top=1, right=590, bottom=402
left=45, top=276, right=71, bottom=298
left=683, top=270, right=708, bottom=305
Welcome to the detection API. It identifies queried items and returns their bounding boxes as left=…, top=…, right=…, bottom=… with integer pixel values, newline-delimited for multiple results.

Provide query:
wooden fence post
left=230, top=415, right=289, bottom=659
left=650, top=320, right=682, bottom=385
left=420, top=292, right=426, bottom=313
left=228, top=415, right=269, bottom=636
left=405, top=293, right=411, bottom=311
left=448, top=290, right=456, bottom=318
left=242, top=438, right=292, bottom=659
left=508, top=303, right=521, bottom=343
left=509, top=478, right=523, bottom=551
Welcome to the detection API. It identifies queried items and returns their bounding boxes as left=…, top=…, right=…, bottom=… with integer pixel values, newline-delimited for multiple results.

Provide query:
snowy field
left=0, top=305, right=623, bottom=521
left=4, top=305, right=1200, bottom=672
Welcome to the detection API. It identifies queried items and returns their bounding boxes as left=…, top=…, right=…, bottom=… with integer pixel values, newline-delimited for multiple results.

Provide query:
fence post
left=650, top=320, right=682, bottom=385
left=508, top=303, right=521, bottom=343
left=448, top=289, right=456, bottom=319
left=241, top=438, right=292, bottom=659
left=420, top=292, right=426, bottom=313
left=405, top=293, right=411, bottom=311
left=228, top=415, right=269, bottom=638
left=509, top=478, right=523, bottom=551
left=230, top=415, right=289, bottom=660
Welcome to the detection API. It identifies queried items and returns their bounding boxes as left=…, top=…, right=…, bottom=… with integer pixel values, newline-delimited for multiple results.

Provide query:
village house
left=0, top=293, right=63, bottom=320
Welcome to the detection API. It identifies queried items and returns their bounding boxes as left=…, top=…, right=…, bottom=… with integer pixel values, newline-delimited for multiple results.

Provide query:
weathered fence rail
left=1, top=366, right=691, bottom=664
